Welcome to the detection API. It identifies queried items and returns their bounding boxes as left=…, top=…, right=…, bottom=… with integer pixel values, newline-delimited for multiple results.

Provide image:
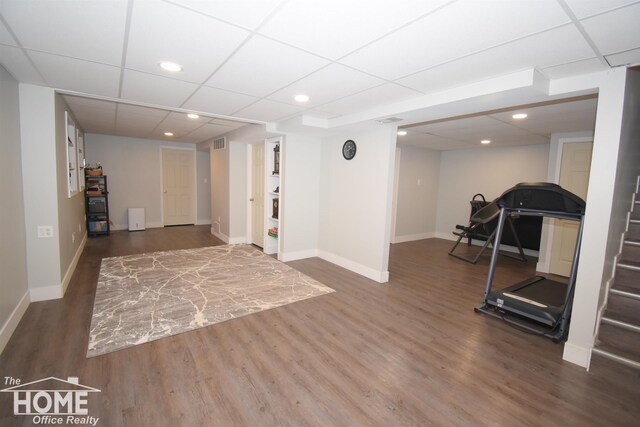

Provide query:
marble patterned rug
left=87, top=244, right=334, bottom=357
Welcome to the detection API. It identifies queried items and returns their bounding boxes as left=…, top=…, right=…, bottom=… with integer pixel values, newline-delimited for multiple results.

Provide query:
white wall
left=0, top=65, right=29, bottom=353
left=85, top=134, right=209, bottom=230
left=210, top=142, right=229, bottom=239
left=394, top=145, right=440, bottom=242
left=19, top=84, right=62, bottom=298
left=564, top=67, right=640, bottom=367
left=196, top=150, right=211, bottom=224
left=318, top=125, right=396, bottom=282
left=280, top=133, right=322, bottom=260
left=435, top=144, right=550, bottom=239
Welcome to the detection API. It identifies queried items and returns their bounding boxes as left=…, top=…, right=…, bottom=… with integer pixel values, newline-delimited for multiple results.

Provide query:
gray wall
left=435, top=144, right=550, bottom=238
left=85, top=134, right=211, bottom=229
left=196, top=150, right=212, bottom=224
left=55, top=94, right=86, bottom=277
left=0, top=65, right=29, bottom=350
left=395, top=145, right=440, bottom=241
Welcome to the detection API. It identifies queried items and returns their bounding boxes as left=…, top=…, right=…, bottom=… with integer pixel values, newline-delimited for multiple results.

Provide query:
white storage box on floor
left=128, top=208, right=145, bottom=231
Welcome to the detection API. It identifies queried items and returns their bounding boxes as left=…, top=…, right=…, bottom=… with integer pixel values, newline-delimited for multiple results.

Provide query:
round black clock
left=342, top=139, right=357, bottom=160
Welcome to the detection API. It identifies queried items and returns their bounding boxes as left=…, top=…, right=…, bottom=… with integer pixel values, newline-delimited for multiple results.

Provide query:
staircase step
left=604, top=292, right=640, bottom=325
left=632, top=205, right=640, bottom=221
left=591, top=347, right=640, bottom=372
left=628, top=221, right=640, bottom=240
left=613, top=266, right=640, bottom=294
left=620, top=240, right=640, bottom=263
left=597, top=322, right=640, bottom=360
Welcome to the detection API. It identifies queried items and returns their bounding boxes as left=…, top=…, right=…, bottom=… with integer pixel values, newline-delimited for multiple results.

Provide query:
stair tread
left=612, top=282, right=640, bottom=295
left=597, top=323, right=640, bottom=359
left=604, top=293, right=640, bottom=325
left=590, top=348, right=640, bottom=375
left=593, top=342, right=640, bottom=367
left=618, top=259, right=640, bottom=268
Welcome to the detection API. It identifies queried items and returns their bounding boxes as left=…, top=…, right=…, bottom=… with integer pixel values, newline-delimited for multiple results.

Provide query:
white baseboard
left=393, top=232, right=435, bottom=243
left=30, top=284, right=63, bottom=302
left=435, top=232, right=539, bottom=257
left=562, top=341, right=591, bottom=369
left=0, top=291, right=30, bottom=355
left=61, top=233, right=87, bottom=296
left=212, top=229, right=229, bottom=243
left=228, top=236, right=246, bottom=244
left=317, top=250, right=389, bottom=284
left=196, top=219, right=212, bottom=225
left=112, top=221, right=163, bottom=231
left=280, top=249, right=319, bottom=262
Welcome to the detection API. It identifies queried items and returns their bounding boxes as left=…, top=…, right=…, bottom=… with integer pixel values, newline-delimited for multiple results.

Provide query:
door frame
left=537, top=135, right=593, bottom=273
left=246, top=141, right=263, bottom=246
left=160, top=146, right=197, bottom=227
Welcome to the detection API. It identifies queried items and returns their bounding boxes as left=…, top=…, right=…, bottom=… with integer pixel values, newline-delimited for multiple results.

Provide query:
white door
left=251, top=143, right=265, bottom=247
left=549, top=142, right=592, bottom=276
left=162, top=148, right=195, bottom=226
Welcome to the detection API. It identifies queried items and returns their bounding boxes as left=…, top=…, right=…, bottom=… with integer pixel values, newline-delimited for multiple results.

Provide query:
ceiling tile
left=183, top=122, right=238, bottom=142
left=340, top=0, right=571, bottom=80
left=115, top=105, right=167, bottom=134
left=157, top=113, right=209, bottom=134
left=259, top=0, right=450, bottom=60
left=318, top=83, right=422, bottom=116
left=126, top=0, right=250, bottom=83
left=0, top=16, right=16, bottom=45
left=0, top=45, right=45, bottom=84
left=580, top=3, right=640, bottom=54
left=64, top=96, right=117, bottom=123
left=488, top=99, right=598, bottom=135
left=121, top=69, right=198, bottom=107
left=541, top=57, right=608, bottom=79
left=605, top=47, right=640, bottom=66
left=182, top=85, right=258, bottom=115
left=267, top=64, right=385, bottom=107
left=233, top=99, right=304, bottom=122
left=564, top=0, right=638, bottom=18
left=397, top=25, right=594, bottom=94
left=206, top=35, right=329, bottom=97
left=0, top=0, right=127, bottom=65
left=29, top=51, right=120, bottom=97
left=169, top=0, right=285, bottom=30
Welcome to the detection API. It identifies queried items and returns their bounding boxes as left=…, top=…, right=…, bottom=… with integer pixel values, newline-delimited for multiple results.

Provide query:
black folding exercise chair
left=448, top=194, right=527, bottom=264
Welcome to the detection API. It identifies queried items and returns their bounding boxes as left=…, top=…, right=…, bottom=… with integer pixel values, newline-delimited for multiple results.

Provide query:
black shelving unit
left=85, top=174, right=110, bottom=237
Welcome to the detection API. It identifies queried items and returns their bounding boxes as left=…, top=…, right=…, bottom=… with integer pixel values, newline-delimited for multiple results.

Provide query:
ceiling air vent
left=213, top=137, right=226, bottom=150
left=376, top=117, right=403, bottom=124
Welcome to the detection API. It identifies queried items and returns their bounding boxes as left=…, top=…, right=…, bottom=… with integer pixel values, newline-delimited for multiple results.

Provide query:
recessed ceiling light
left=481, top=139, right=491, bottom=144
left=187, top=113, right=199, bottom=119
left=294, top=94, right=309, bottom=103
left=512, top=113, right=528, bottom=119
left=164, top=132, right=174, bottom=137
left=397, top=130, right=407, bottom=136
left=159, top=61, right=182, bottom=72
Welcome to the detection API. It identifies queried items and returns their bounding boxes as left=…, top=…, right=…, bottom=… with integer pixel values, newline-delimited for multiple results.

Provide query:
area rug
left=87, top=244, right=334, bottom=357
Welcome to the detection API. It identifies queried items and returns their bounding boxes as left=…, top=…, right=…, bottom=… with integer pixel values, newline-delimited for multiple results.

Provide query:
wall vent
left=213, top=137, right=226, bottom=150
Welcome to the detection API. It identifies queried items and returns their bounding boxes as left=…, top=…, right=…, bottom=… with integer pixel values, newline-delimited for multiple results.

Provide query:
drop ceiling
left=1, top=0, right=639, bottom=144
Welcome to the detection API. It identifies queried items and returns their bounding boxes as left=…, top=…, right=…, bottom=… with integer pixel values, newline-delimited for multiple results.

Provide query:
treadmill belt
left=510, top=277, right=567, bottom=307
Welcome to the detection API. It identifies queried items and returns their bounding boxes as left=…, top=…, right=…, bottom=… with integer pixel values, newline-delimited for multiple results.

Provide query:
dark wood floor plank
left=1, top=226, right=638, bottom=426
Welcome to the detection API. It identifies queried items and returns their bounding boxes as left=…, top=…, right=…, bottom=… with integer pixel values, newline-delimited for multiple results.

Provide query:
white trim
left=393, top=232, right=435, bottom=243
left=211, top=229, right=229, bottom=243
left=61, top=233, right=87, bottom=296
left=0, top=291, right=30, bottom=355
left=160, top=146, right=197, bottom=226
left=317, top=250, right=389, bottom=283
left=563, top=341, right=591, bottom=369
left=280, top=249, right=319, bottom=262
left=30, top=284, right=63, bottom=302
left=228, top=236, right=247, bottom=244
left=246, top=144, right=253, bottom=246
left=435, top=232, right=539, bottom=257
left=196, top=219, right=212, bottom=225
left=111, top=221, right=163, bottom=231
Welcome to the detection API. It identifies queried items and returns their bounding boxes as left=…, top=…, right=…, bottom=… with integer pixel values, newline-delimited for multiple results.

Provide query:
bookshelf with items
left=264, top=137, right=282, bottom=256
left=85, top=168, right=110, bottom=237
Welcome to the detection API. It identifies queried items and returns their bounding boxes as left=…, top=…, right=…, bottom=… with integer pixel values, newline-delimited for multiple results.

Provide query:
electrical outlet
left=37, top=226, right=54, bottom=238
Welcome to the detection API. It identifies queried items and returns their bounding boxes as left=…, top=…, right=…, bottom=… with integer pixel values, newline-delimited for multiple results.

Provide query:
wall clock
left=342, top=139, right=357, bottom=160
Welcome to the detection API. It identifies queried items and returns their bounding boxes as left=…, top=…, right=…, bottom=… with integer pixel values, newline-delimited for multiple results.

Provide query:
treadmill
left=474, top=182, right=586, bottom=342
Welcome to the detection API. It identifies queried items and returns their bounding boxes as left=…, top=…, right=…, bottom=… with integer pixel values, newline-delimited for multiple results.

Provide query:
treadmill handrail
left=505, top=209, right=584, bottom=221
